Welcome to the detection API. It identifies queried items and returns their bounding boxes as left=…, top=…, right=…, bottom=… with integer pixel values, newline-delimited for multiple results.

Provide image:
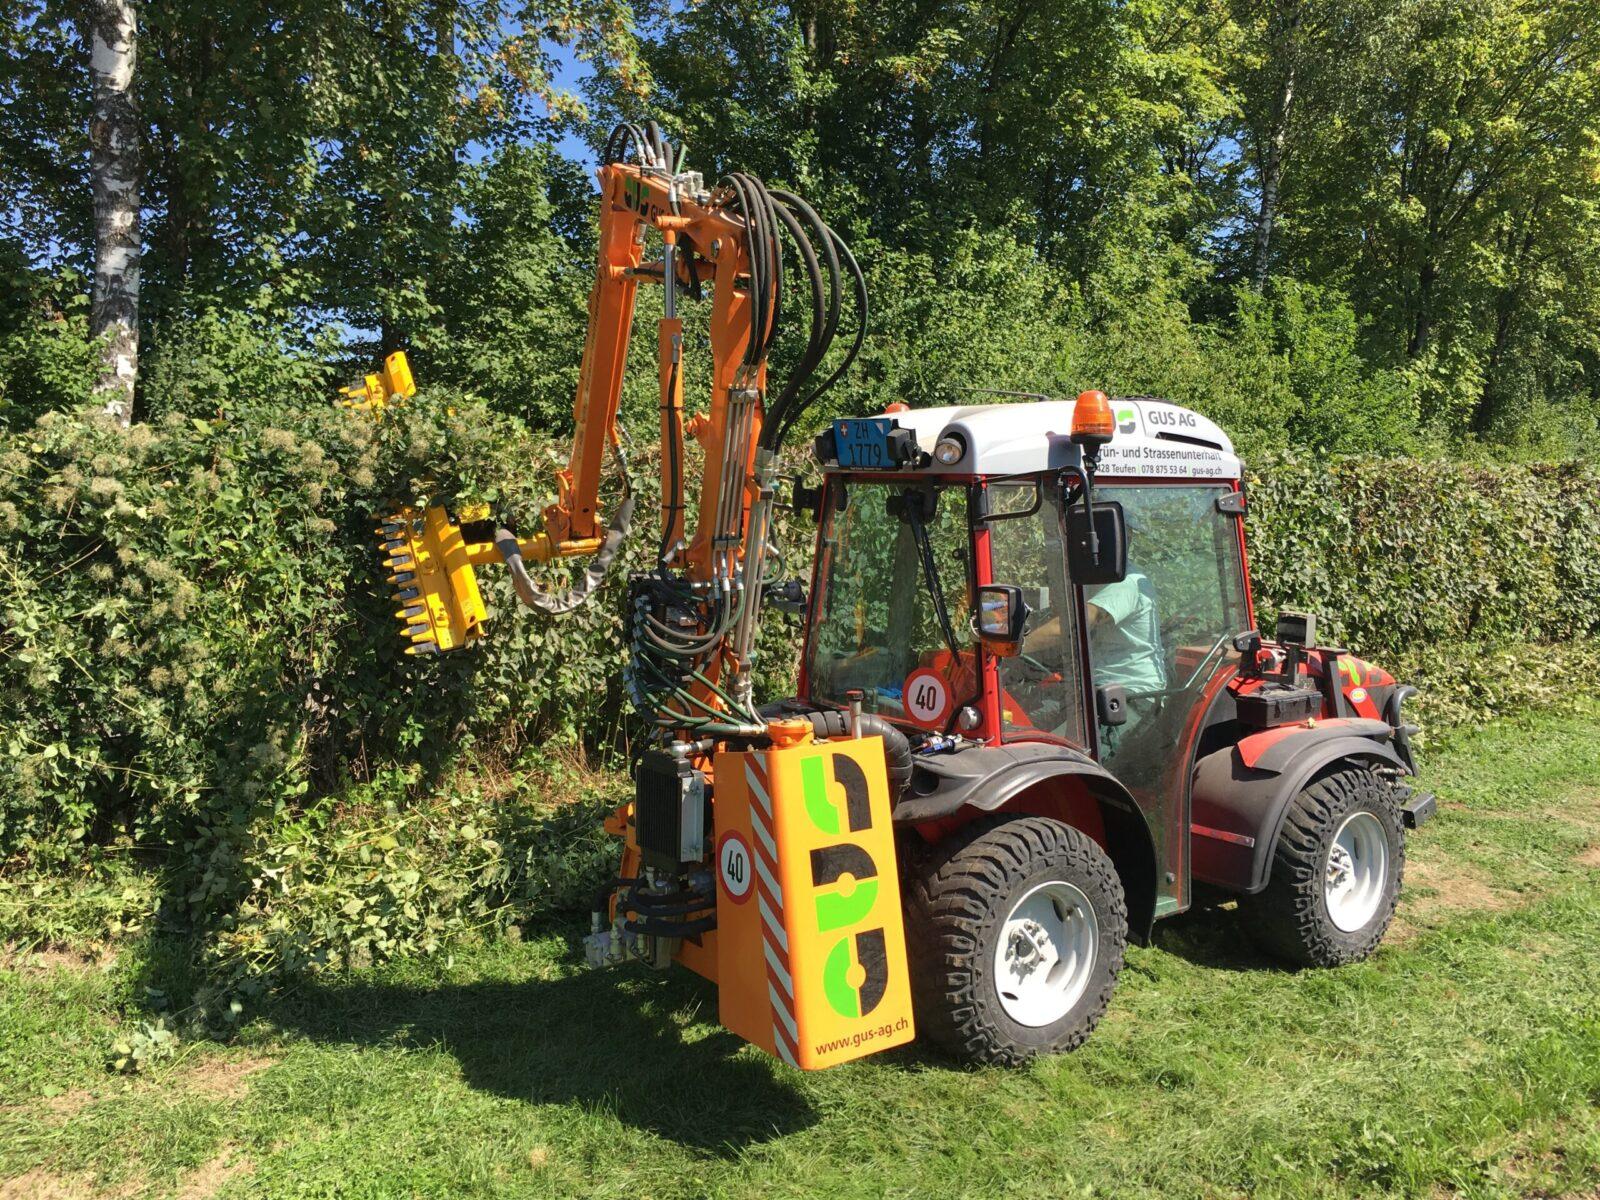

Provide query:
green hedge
left=1247, top=457, right=1600, bottom=657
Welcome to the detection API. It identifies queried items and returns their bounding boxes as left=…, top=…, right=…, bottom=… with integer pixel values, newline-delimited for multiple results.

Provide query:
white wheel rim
left=994, top=879, right=1099, bottom=1027
left=1325, top=811, right=1389, bottom=932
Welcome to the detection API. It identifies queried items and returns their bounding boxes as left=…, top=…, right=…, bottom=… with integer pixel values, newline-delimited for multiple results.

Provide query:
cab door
left=1083, top=483, right=1251, bottom=916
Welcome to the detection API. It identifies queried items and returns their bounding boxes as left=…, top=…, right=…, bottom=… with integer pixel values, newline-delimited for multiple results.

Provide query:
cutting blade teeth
left=394, top=586, right=420, bottom=601
left=388, top=570, right=416, bottom=585
left=405, top=623, right=431, bottom=638
left=405, top=642, right=439, bottom=655
left=396, top=605, right=425, bottom=620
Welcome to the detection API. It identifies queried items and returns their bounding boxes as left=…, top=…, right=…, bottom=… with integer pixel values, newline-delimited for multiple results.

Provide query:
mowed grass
left=3, top=704, right=1600, bottom=1199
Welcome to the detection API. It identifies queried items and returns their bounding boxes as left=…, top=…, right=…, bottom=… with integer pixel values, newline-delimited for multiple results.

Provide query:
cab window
left=1089, top=484, right=1249, bottom=780
left=807, top=481, right=972, bottom=720
left=987, top=482, right=1088, bottom=746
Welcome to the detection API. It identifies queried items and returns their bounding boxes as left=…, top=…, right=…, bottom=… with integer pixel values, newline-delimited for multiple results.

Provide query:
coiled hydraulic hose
left=584, top=123, right=871, bottom=737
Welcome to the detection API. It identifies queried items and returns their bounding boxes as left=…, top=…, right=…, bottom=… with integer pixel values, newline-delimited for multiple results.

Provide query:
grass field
left=3, top=702, right=1599, bottom=1200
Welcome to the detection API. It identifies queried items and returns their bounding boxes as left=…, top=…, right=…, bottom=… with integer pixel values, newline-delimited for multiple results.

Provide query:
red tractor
left=783, top=393, right=1435, bottom=1063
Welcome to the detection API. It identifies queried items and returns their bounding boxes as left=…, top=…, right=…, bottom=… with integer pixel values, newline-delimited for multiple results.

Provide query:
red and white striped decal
left=744, top=754, right=800, bottom=1066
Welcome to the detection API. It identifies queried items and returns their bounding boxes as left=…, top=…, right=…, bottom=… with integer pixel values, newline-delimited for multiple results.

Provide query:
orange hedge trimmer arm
left=547, top=162, right=770, bottom=590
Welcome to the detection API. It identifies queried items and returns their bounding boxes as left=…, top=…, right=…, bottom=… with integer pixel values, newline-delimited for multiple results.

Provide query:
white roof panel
left=829, top=397, right=1240, bottom=480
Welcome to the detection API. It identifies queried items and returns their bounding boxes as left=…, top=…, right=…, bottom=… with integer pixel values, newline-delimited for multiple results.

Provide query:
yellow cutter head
left=378, top=505, right=487, bottom=653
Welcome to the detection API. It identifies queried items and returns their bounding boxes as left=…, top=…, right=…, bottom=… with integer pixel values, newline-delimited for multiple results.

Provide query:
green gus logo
left=801, top=754, right=890, bottom=1020
left=622, top=176, right=650, bottom=213
left=1117, top=407, right=1137, bottom=434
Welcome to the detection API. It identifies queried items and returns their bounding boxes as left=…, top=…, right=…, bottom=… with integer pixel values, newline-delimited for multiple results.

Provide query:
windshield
left=805, top=480, right=973, bottom=723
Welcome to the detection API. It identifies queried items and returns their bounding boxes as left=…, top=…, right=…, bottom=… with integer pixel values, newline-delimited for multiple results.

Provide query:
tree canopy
left=4, top=0, right=1599, bottom=456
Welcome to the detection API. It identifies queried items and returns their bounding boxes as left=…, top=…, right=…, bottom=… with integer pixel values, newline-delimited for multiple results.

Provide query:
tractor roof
left=836, top=397, right=1241, bottom=480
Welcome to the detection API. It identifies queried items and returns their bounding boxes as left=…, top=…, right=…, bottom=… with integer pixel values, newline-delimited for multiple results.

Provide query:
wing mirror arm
left=1060, top=462, right=1099, bottom=562
left=1060, top=465, right=1128, bottom=586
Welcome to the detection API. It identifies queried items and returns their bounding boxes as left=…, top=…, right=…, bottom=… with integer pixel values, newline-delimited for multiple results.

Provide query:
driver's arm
left=1084, top=577, right=1138, bottom=633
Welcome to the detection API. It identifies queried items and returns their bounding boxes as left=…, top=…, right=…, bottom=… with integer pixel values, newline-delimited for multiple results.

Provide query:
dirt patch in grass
left=35, top=1089, right=95, bottom=1120
left=1547, top=787, right=1600, bottom=834
left=1392, top=854, right=1522, bottom=942
left=173, top=1143, right=253, bottom=1200
left=0, top=944, right=116, bottom=976
left=0, top=1087, right=96, bottom=1123
left=1543, top=785, right=1600, bottom=867
left=0, top=1169, right=138, bottom=1200
left=174, top=1056, right=273, bottom=1102
left=3, top=1055, right=273, bottom=1128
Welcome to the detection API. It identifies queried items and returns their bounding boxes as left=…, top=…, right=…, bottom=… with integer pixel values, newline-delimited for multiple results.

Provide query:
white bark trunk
left=1253, top=3, right=1300, bottom=290
left=88, top=0, right=141, bottom=427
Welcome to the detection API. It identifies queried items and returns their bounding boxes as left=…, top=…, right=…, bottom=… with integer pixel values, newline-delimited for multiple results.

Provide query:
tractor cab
left=804, top=396, right=1248, bottom=778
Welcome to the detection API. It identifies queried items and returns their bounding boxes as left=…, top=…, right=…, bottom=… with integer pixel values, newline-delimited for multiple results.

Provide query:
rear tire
left=906, top=816, right=1127, bottom=1066
left=1241, top=766, right=1405, bottom=967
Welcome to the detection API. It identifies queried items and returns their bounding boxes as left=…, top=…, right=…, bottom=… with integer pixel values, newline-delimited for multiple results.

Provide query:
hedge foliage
left=1247, top=457, right=1600, bottom=655
left=1245, top=456, right=1600, bottom=729
left=0, top=335, right=1596, bottom=1010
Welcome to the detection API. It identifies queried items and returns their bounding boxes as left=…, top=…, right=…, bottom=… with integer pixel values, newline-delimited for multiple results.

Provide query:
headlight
left=933, top=433, right=966, bottom=465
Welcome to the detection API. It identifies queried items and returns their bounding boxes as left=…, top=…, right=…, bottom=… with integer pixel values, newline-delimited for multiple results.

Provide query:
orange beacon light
left=1070, top=389, right=1116, bottom=448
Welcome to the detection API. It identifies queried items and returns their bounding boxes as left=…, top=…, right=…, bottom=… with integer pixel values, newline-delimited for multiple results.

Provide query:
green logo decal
left=821, top=929, right=890, bottom=1020
left=811, top=844, right=880, bottom=932
left=802, top=750, right=895, bottom=1023
left=802, top=755, right=840, bottom=834
left=822, top=936, right=860, bottom=1018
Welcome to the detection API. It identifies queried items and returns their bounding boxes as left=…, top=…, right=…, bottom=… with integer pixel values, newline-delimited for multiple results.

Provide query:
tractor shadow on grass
left=1147, top=900, right=1288, bottom=973
left=265, top=946, right=818, bottom=1154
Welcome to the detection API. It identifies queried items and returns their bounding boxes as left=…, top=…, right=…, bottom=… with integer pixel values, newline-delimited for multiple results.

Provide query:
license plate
left=833, top=418, right=894, bottom=469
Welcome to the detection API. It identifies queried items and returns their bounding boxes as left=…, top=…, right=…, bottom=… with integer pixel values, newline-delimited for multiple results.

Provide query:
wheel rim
left=993, top=879, right=1099, bottom=1027
left=1324, top=811, right=1389, bottom=932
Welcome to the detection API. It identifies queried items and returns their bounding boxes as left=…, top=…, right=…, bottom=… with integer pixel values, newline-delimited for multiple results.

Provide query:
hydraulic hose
left=794, top=708, right=913, bottom=801
left=624, top=913, right=717, bottom=937
left=588, top=124, right=874, bottom=737
left=495, top=494, right=637, bottom=616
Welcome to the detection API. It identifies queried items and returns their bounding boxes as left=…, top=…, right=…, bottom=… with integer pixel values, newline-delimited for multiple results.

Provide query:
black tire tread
left=906, top=816, right=1127, bottom=1067
left=1242, top=766, right=1405, bottom=967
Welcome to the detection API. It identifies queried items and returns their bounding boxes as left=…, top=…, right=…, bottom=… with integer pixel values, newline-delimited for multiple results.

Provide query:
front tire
left=1241, top=766, right=1405, bottom=967
left=906, top=816, right=1127, bottom=1066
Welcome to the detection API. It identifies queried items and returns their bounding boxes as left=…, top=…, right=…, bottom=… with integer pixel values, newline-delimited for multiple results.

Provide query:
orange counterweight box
left=711, top=735, right=916, bottom=1069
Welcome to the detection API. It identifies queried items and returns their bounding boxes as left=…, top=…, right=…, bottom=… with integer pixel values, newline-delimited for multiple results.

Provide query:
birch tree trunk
left=88, top=0, right=141, bottom=427
left=1252, top=3, right=1300, bottom=290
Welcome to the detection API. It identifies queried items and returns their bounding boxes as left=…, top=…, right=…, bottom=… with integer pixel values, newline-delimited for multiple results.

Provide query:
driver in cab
left=1083, top=573, right=1166, bottom=741
left=1013, top=571, right=1166, bottom=743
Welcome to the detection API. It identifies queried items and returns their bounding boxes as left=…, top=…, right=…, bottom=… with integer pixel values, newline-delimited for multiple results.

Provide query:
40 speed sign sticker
left=902, top=667, right=954, bottom=729
left=717, top=830, right=754, bottom=904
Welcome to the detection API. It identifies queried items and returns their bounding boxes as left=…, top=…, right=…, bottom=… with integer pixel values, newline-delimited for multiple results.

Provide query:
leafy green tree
left=424, top=144, right=591, bottom=425
left=594, top=0, right=1238, bottom=293
left=1, top=3, right=91, bottom=264
left=1269, top=0, right=1600, bottom=434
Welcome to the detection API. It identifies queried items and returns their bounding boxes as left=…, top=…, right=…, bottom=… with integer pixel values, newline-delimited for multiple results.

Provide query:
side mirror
left=1066, top=500, right=1128, bottom=585
left=976, top=584, right=1030, bottom=657
left=785, top=476, right=824, bottom=523
left=1095, top=683, right=1128, bottom=727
